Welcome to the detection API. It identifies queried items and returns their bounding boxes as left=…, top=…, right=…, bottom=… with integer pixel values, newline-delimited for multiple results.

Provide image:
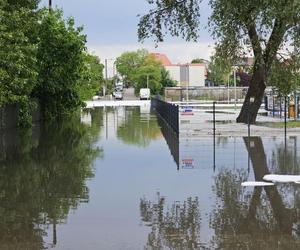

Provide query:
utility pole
left=104, top=59, right=108, bottom=97
left=49, top=0, right=52, bottom=11
left=146, top=74, right=149, bottom=89
left=233, top=67, right=237, bottom=110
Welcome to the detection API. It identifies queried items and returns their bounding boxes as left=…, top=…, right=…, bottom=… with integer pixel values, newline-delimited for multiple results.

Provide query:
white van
left=139, top=88, right=150, bottom=100
left=115, top=82, right=123, bottom=91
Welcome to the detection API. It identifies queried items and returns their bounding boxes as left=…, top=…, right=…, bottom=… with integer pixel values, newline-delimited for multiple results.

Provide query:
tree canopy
left=138, top=0, right=300, bottom=123
left=207, top=54, right=232, bottom=85
left=79, top=53, right=104, bottom=100
left=116, top=49, right=165, bottom=95
left=34, top=9, right=87, bottom=118
left=0, top=0, right=39, bottom=125
left=0, top=3, right=104, bottom=127
left=191, top=58, right=205, bottom=64
left=115, top=49, right=148, bottom=87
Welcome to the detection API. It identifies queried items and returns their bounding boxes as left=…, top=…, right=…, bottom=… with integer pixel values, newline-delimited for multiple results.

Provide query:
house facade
left=151, top=53, right=207, bottom=87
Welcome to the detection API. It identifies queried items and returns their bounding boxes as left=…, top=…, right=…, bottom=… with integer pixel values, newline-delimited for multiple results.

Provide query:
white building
left=151, top=53, right=207, bottom=87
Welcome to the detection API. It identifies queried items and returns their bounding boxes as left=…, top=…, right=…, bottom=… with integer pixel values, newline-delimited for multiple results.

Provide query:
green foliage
left=268, top=58, right=299, bottom=96
left=138, top=0, right=300, bottom=122
left=116, top=50, right=163, bottom=95
left=138, top=0, right=201, bottom=43
left=0, top=114, right=102, bottom=248
left=0, top=0, right=39, bottom=126
left=117, top=107, right=161, bottom=147
left=208, top=54, right=232, bottom=85
left=115, top=49, right=148, bottom=86
left=79, top=53, right=104, bottom=100
left=34, top=9, right=87, bottom=119
left=191, top=58, right=204, bottom=64
left=133, top=54, right=162, bottom=95
left=140, top=193, right=200, bottom=249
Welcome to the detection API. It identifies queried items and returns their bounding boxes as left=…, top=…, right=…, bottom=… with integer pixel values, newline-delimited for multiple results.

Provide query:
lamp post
left=104, top=59, right=108, bottom=97
left=233, top=66, right=237, bottom=110
left=146, top=74, right=149, bottom=89
left=49, top=0, right=52, bottom=10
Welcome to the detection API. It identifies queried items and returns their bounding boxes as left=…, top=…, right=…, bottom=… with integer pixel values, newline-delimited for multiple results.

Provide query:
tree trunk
left=236, top=64, right=266, bottom=124
left=243, top=136, right=293, bottom=234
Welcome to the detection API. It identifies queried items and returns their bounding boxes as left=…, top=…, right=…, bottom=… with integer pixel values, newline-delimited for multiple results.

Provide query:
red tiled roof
left=150, top=53, right=172, bottom=66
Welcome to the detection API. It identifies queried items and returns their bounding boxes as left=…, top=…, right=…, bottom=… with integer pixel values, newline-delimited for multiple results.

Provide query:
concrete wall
left=165, top=65, right=206, bottom=87
left=189, top=65, right=205, bottom=87
left=165, top=65, right=180, bottom=83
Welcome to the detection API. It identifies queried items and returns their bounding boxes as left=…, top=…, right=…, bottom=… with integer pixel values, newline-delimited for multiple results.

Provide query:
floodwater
left=1, top=106, right=300, bottom=249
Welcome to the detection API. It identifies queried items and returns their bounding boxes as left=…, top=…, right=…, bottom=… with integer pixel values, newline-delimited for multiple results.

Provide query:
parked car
left=114, top=91, right=123, bottom=100
left=140, top=88, right=150, bottom=100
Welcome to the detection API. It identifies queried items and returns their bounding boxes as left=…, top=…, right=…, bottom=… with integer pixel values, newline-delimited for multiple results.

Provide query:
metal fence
left=151, top=98, right=179, bottom=134
left=164, top=87, right=248, bottom=102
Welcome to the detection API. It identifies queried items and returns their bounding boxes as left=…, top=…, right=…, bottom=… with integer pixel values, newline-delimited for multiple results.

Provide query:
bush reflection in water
left=140, top=192, right=201, bottom=249
left=0, top=113, right=102, bottom=249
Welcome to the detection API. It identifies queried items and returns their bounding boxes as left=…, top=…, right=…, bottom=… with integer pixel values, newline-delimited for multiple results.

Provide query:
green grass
left=256, top=120, right=300, bottom=128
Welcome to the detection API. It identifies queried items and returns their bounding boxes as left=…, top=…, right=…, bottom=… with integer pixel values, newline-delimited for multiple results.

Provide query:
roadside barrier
left=151, top=98, right=179, bottom=135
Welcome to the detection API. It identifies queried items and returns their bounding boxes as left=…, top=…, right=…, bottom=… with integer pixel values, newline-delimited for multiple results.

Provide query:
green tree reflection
left=210, top=137, right=300, bottom=249
left=140, top=192, right=201, bottom=249
left=117, top=107, right=161, bottom=147
left=0, top=115, right=102, bottom=249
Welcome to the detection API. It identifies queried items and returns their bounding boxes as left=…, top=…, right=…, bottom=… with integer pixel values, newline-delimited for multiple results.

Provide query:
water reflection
left=156, top=115, right=180, bottom=168
left=116, top=106, right=161, bottom=147
left=0, top=116, right=102, bottom=249
left=270, top=136, right=300, bottom=175
left=210, top=136, right=300, bottom=249
left=140, top=193, right=201, bottom=249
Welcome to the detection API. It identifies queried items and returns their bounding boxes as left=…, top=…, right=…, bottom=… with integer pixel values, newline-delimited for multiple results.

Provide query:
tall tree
left=115, top=49, right=148, bottom=86
left=79, top=53, right=104, bottom=100
left=207, top=53, right=232, bottom=85
left=133, top=54, right=162, bottom=95
left=34, top=9, right=87, bottom=118
left=0, top=0, right=39, bottom=126
left=116, top=50, right=163, bottom=94
left=138, top=0, right=300, bottom=123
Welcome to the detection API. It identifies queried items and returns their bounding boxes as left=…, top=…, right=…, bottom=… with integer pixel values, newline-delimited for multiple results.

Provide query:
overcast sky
left=40, top=0, right=215, bottom=74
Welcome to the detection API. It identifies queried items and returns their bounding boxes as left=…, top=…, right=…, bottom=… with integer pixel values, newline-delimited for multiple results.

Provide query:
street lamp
left=49, top=0, right=52, bottom=10
left=146, top=74, right=149, bottom=89
left=232, top=66, right=239, bottom=110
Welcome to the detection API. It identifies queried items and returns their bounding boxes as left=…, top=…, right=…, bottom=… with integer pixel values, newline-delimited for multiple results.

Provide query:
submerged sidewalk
left=179, top=109, right=300, bottom=137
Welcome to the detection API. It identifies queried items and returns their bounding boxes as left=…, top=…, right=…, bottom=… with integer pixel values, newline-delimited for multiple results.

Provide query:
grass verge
left=256, top=120, right=300, bottom=128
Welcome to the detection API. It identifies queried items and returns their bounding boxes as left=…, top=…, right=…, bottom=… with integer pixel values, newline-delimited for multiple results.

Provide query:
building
left=151, top=53, right=207, bottom=87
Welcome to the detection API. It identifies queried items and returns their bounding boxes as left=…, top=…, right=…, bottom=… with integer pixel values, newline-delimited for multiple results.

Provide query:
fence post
left=213, top=102, right=216, bottom=172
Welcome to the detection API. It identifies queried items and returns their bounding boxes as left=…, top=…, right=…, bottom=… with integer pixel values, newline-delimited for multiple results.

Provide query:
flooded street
left=1, top=106, right=300, bottom=249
